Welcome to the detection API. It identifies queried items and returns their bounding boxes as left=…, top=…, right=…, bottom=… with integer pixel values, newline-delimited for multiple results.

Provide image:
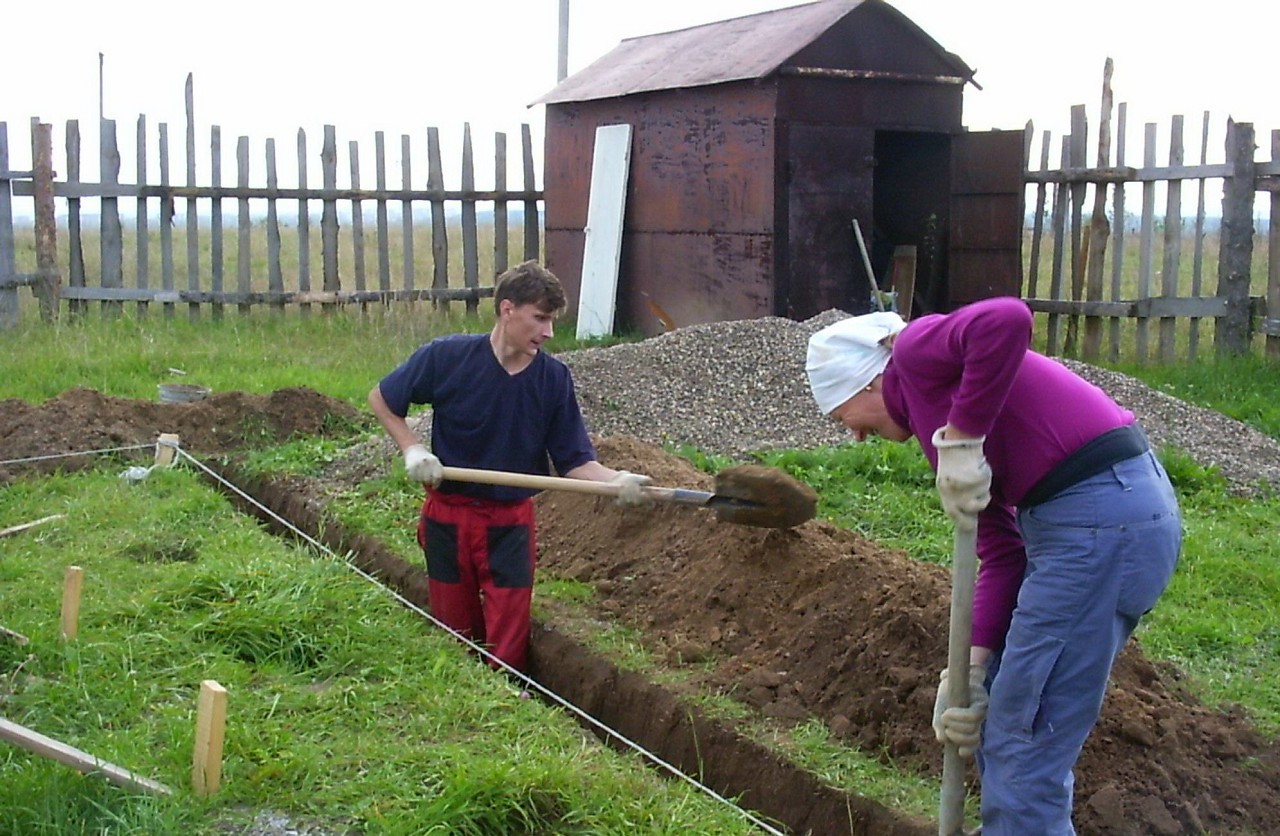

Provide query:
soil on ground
left=2, top=391, right=1277, bottom=835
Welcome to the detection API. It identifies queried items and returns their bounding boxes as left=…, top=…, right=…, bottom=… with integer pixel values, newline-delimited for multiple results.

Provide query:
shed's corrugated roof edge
left=529, top=0, right=974, bottom=107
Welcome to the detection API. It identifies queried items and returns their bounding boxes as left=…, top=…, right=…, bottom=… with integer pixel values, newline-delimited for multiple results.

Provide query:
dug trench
left=3, top=389, right=1280, bottom=834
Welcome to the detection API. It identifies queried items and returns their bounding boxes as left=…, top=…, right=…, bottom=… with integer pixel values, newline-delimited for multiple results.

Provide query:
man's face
left=500, top=300, right=555, bottom=356
left=829, top=385, right=911, bottom=443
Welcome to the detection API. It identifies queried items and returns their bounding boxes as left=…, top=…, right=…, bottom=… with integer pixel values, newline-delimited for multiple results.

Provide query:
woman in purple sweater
left=806, top=297, right=1181, bottom=834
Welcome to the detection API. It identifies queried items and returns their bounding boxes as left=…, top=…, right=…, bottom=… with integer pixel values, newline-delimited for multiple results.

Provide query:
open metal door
left=948, top=130, right=1026, bottom=310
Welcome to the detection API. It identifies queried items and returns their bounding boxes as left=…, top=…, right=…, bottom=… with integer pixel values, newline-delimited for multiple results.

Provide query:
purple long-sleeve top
left=880, top=297, right=1134, bottom=650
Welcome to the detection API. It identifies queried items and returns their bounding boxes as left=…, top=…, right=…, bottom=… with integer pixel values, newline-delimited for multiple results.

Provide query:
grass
left=2, top=310, right=1280, bottom=832
left=0, top=467, right=768, bottom=835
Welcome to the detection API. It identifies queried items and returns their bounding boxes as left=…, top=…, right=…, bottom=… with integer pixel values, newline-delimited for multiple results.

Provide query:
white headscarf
left=805, top=312, right=907, bottom=414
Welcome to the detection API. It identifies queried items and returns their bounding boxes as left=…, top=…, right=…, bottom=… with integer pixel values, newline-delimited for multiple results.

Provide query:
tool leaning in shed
left=439, top=463, right=817, bottom=530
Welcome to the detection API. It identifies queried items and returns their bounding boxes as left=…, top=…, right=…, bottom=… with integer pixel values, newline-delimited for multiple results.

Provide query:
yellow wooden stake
left=192, top=680, right=227, bottom=797
left=155, top=433, right=180, bottom=468
left=60, top=566, right=84, bottom=641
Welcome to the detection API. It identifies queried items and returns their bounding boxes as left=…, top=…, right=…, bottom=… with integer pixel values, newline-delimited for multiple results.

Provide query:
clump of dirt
left=533, top=436, right=1280, bottom=836
left=0, top=387, right=364, bottom=481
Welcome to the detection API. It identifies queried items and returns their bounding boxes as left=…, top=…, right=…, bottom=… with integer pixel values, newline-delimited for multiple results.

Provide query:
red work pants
left=418, top=489, right=537, bottom=672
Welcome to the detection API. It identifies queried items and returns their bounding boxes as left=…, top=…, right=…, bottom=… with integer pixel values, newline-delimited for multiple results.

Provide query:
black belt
left=1019, top=423, right=1150, bottom=508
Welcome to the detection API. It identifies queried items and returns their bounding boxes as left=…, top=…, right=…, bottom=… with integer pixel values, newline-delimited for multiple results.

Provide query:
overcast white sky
left=2, top=0, right=1275, bottom=185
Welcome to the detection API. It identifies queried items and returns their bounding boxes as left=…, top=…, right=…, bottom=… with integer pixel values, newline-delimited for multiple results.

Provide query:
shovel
left=438, top=463, right=817, bottom=529
left=939, top=522, right=978, bottom=835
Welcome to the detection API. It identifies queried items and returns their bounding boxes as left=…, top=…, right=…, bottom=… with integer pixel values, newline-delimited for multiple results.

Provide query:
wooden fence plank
left=101, top=119, right=124, bottom=317
left=375, top=131, right=391, bottom=294
left=349, top=140, right=367, bottom=296
left=297, top=129, right=312, bottom=317
left=184, top=75, right=199, bottom=320
left=522, top=123, right=539, bottom=261
left=236, top=135, right=250, bottom=316
left=210, top=125, right=224, bottom=320
left=266, top=138, right=284, bottom=310
left=159, top=123, right=175, bottom=316
left=1215, top=120, right=1256, bottom=355
left=428, top=127, right=448, bottom=309
left=59, top=286, right=492, bottom=304
left=66, top=120, right=86, bottom=316
left=1026, top=128, right=1051, bottom=300
left=1083, top=60, right=1114, bottom=360
left=495, top=131, right=509, bottom=278
left=136, top=116, right=150, bottom=316
left=1046, top=139, right=1070, bottom=354
left=400, top=134, right=414, bottom=293
left=461, top=124, right=479, bottom=316
left=1107, top=103, right=1128, bottom=361
left=1136, top=123, right=1158, bottom=362
left=321, top=125, right=339, bottom=303
left=0, top=123, right=16, bottom=327
left=1159, top=115, right=1184, bottom=364
left=1188, top=112, right=1210, bottom=359
left=32, top=123, right=59, bottom=322
left=1065, top=105, right=1087, bottom=354
left=1269, top=129, right=1280, bottom=357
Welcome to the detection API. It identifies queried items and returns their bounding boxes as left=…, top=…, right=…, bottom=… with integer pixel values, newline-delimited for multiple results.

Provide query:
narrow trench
left=216, top=464, right=935, bottom=836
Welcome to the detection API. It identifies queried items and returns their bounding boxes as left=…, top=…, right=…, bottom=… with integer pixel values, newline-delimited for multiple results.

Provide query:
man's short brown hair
left=494, top=261, right=567, bottom=315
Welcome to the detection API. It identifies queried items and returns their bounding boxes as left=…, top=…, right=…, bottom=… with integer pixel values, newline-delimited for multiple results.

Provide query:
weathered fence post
left=32, top=122, right=61, bottom=322
left=0, top=122, right=18, bottom=329
left=1215, top=120, right=1256, bottom=355
left=1268, top=129, right=1280, bottom=358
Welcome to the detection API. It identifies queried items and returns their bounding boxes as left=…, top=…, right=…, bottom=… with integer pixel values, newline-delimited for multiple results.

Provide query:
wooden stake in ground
left=192, top=680, right=227, bottom=797
left=0, top=717, right=172, bottom=795
left=61, top=565, right=84, bottom=641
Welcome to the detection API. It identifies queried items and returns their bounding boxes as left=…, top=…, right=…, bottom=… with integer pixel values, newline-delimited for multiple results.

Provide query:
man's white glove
left=931, top=426, right=992, bottom=531
left=932, top=665, right=989, bottom=758
left=403, top=444, right=444, bottom=487
left=610, top=470, right=653, bottom=506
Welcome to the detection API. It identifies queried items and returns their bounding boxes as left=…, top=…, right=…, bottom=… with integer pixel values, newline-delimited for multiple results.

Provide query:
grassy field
left=2, top=309, right=1279, bottom=834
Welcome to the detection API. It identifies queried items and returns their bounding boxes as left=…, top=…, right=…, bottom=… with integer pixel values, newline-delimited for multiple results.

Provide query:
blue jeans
left=980, top=451, right=1181, bottom=835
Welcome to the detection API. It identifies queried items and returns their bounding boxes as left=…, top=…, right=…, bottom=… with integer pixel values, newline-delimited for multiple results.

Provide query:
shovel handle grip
left=439, top=466, right=714, bottom=507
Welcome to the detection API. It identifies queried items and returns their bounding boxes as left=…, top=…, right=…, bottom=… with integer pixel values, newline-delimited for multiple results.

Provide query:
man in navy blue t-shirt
left=369, top=261, right=650, bottom=673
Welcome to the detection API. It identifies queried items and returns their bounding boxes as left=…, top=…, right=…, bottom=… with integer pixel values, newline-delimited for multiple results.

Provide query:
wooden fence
left=0, top=74, right=542, bottom=327
left=1023, top=61, right=1280, bottom=361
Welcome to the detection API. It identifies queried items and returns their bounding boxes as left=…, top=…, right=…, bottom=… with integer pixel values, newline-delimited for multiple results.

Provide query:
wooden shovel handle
left=439, top=467, right=713, bottom=506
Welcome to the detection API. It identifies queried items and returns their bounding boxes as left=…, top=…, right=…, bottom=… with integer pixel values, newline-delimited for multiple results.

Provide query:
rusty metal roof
left=532, top=0, right=973, bottom=106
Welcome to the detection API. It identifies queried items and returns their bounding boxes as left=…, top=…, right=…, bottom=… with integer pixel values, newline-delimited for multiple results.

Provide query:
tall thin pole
left=98, top=53, right=105, bottom=120
left=557, top=0, right=569, bottom=82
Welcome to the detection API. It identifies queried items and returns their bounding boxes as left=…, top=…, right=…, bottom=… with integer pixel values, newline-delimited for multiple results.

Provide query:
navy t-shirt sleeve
left=544, top=365, right=595, bottom=476
left=376, top=339, right=440, bottom=418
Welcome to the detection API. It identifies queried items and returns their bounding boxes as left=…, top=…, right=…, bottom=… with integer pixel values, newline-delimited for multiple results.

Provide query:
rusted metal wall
left=545, top=84, right=779, bottom=334
left=948, top=130, right=1026, bottom=309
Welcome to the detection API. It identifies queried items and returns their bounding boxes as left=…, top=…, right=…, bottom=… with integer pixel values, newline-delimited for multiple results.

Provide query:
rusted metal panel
left=782, top=123, right=875, bottom=319
left=620, top=231, right=774, bottom=334
left=533, top=0, right=973, bottom=107
left=777, top=76, right=962, bottom=131
left=948, top=130, right=1026, bottom=309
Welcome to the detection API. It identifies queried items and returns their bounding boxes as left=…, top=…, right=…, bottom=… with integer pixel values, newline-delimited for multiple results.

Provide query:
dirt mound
left=533, top=436, right=1280, bottom=835
left=0, top=387, right=363, bottom=480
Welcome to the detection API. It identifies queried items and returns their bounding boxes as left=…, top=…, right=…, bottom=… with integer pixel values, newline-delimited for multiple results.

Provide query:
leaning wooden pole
left=1215, top=120, right=1255, bottom=356
left=31, top=122, right=60, bottom=322
left=0, top=717, right=172, bottom=796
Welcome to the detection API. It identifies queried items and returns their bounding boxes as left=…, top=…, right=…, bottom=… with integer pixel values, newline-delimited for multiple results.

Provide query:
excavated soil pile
left=0, top=386, right=362, bottom=482
left=3, top=391, right=1279, bottom=834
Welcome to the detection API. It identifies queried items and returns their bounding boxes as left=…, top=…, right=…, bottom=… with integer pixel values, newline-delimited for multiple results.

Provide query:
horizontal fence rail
left=0, top=74, right=543, bottom=326
left=1021, top=61, right=1280, bottom=362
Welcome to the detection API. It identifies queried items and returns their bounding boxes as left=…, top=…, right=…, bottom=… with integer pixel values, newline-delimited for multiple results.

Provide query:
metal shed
left=533, top=0, right=1025, bottom=335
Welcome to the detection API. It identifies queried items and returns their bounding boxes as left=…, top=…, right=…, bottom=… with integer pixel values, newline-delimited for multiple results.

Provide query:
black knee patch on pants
left=424, top=519, right=460, bottom=583
left=487, top=525, right=533, bottom=588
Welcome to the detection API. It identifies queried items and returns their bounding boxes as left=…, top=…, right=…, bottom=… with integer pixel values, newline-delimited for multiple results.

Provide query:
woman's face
left=828, top=377, right=912, bottom=443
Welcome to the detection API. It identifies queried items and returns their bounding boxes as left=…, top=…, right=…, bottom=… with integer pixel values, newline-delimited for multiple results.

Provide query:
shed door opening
left=871, top=131, right=951, bottom=316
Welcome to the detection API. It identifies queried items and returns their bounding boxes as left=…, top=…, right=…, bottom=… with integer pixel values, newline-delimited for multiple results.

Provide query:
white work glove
left=610, top=470, right=652, bottom=506
left=932, top=665, right=989, bottom=758
left=403, top=444, right=444, bottom=487
left=931, top=427, right=992, bottom=531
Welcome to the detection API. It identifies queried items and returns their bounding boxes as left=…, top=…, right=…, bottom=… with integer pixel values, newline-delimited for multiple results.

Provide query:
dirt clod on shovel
left=714, top=464, right=818, bottom=528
